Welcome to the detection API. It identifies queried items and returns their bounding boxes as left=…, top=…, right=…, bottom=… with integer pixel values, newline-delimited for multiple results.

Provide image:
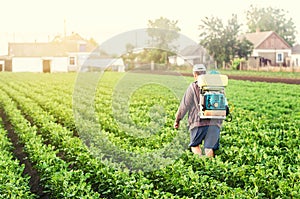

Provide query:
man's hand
left=174, top=121, right=180, bottom=129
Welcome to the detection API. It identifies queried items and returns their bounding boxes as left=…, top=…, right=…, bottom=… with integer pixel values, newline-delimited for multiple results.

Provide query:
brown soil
left=132, top=70, right=300, bottom=85
left=0, top=109, right=49, bottom=198
left=226, top=75, right=300, bottom=85
left=180, top=72, right=300, bottom=85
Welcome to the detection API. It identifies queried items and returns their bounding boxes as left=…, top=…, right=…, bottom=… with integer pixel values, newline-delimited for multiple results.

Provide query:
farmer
left=174, top=64, right=223, bottom=157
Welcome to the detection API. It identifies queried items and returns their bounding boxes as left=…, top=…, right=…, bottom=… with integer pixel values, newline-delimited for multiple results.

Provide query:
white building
left=169, top=45, right=213, bottom=66
left=5, top=42, right=70, bottom=72
left=2, top=41, right=125, bottom=73
left=1, top=33, right=106, bottom=72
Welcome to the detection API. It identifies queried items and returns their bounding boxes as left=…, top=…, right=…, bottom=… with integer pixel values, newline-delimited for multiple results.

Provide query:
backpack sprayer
left=197, top=73, right=230, bottom=120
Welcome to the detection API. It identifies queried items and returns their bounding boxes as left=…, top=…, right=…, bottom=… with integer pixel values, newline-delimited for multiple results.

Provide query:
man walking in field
left=174, top=64, right=223, bottom=157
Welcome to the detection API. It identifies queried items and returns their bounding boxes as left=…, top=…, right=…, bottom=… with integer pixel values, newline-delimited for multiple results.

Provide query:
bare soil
left=132, top=70, right=300, bottom=84
left=180, top=72, right=300, bottom=84
left=226, top=75, right=300, bottom=85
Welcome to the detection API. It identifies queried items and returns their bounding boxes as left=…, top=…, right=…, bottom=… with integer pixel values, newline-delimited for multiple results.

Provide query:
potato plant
left=0, top=121, right=35, bottom=198
left=0, top=72, right=299, bottom=198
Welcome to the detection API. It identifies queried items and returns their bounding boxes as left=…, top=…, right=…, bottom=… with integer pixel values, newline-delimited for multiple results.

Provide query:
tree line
left=124, top=5, right=297, bottom=69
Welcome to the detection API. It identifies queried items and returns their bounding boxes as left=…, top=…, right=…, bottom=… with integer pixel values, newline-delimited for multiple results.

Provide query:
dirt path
left=180, top=72, right=300, bottom=84
left=132, top=70, right=300, bottom=85
left=227, top=75, right=300, bottom=85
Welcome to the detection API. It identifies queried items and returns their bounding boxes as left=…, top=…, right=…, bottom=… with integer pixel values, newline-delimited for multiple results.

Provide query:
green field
left=0, top=72, right=299, bottom=198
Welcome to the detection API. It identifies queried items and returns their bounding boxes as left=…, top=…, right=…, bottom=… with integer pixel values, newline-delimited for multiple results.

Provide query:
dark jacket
left=175, top=81, right=222, bottom=130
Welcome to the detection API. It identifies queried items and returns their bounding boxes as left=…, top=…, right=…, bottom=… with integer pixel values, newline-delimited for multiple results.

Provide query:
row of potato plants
left=0, top=119, right=35, bottom=198
left=0, top=74, right=187, bottom=198
left=0, top=73, right=253, bottom=198
left=0, top=88, right=101, bottom=198
left=219, top=80, right=300, bottom=197
left=5, top=73, right=187, bottom=168
left=0, top=72, right=299, bottom=198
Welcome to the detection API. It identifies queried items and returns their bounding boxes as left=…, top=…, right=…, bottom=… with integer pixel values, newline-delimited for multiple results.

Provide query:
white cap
left=193, top=64, right=206, bottom=72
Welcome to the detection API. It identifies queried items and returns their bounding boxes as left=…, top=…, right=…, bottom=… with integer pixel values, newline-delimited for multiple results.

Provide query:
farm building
left=2, top=42, right=125, bottom=73
left=6, top=42, right=71, bottom=72
left=0, top=32, right=125, bottom=72
left=240, top=31, right=292, bottom=67
left=2, top=33, right=96, bottom=72
left=169, top=44, right=213, bottom=66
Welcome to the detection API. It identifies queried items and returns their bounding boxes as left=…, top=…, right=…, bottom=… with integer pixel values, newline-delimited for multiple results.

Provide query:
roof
left=8, top=33, right=97, bottom=57
left=240, top=31, right=290, bottom=49
left=240, top=31, right=273, bottom=48
left=179, top=45, right=206, bottom=57
left=8, top=42, right=80, bottom=57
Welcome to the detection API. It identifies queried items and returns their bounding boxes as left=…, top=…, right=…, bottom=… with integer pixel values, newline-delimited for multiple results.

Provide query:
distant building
left=7, top=42, right=72, bottom=72
left=240, top=31, right=291, bottom=67
left=291, top=44, right=300, bottom=67
left=0, top=32, right=124, bottom=72
left=169, top=45, right=213, bottom=66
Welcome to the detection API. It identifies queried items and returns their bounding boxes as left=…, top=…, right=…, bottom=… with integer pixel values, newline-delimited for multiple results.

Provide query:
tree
left=236, top=38, right=253, bottom=59
left=199, top=16, right=224, bottom=67
left=125, top=43, right=135, bottom=53
left=147, top=17, right=181, bottom=50
left=122, top=43, right=136, bottom=70
left=88, top=37, right=98, bottom=47
left=199, top=14, right=253, bottom=67
left=137, top=17, right=181, bottom=65
left=246, top=5, right=297, bottom=46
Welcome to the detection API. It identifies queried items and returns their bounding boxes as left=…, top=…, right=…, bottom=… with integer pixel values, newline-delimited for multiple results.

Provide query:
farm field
left=0, top=72, right=299, bottom=198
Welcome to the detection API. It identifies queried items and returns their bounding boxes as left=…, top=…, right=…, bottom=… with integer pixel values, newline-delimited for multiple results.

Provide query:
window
left=276, top=52, right=284, bottom=63
left=69, top=56, right=76, bottom=65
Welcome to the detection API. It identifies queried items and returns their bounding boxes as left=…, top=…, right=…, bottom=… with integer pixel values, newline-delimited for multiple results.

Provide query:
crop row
left=0, top=119, right=35, bottom=198
left=0, top=88, right=101, bottom=198
left=0, top=74, right=188, bottom=198
left=0, top=73, right=252, bottom=198
left=0, top=72, right=299, bottom=198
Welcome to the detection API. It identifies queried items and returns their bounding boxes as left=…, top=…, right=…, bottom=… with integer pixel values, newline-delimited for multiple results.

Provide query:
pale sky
left=1, top=0, right=300, bottom=55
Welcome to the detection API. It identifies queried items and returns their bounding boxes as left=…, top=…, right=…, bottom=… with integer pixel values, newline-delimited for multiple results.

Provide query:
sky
left=1, top=0, right=300, bottom=55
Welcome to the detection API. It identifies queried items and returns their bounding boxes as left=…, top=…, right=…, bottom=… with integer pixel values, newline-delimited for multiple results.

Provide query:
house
left=240, top=31, right=291, bottom=67
left=169, top=45, right=213, bottom=66
left=1, top=32, right=100, bottom=72
left=3, top=42, right=125, bottom=73
left=7, top=42, right=70, bottom=72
